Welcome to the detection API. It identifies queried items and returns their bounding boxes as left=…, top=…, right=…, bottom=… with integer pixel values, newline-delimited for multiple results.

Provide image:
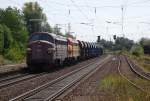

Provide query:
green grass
left=99, top=74, right=150, bottom=101
left=128, top=55, right=150, bottom=73
left=0, top=55, right=23, bottom=66
left=138, top=55, right=150, bottom=72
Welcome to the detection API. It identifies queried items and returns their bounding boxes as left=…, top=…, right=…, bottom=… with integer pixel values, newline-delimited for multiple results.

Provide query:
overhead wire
left=39, top=0, right=71, bottom=25
left=47, top=0, right=150, bottom=8
left=83, top=0, right=96, bottom=39
left=70, top=0, right=89, bottom=21
left=8, top=0, right=150, bottom=40
left=128, top=0, right=150, bottom=5
left=48, top=0, right=150, bottom=40
left=40, top=0, right=71, bottom=31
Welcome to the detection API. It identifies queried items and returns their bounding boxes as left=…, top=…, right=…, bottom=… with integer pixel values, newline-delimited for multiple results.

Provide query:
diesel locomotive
left=26, top=32, right=103, bottom=70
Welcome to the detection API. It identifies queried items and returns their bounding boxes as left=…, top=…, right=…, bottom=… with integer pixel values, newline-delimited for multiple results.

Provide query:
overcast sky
left=1, top=0, right=150, bottom=42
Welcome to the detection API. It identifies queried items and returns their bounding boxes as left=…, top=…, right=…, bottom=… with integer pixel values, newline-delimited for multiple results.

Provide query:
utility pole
left=55, top=24, right=62, bottom=35
left=121, top=5, right=125, bottom=37
left=106, top=21, right=111, bottom=41
left=68, top=8, right=72, bottom=36
left=68, top=23, right=71, bottom=35
left=56, top=24, right=59, bottom=35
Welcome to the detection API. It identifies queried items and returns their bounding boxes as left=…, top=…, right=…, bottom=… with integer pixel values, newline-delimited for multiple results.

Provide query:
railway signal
left=113, top=35, right=117, bottom=40
left=97, top=36, right=101, bottom=43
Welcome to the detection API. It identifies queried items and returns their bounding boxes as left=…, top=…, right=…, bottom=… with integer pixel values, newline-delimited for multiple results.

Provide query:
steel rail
left=117, top=56, right=149, bottom=94
left=0, top=73, right=28, bottom=83
left=45, top=58, right=110, bottom=101
left=0, top=54, right=104, bottom=89
left=0, top=57, right=99, bottom=89
left=125, top=56, right=150, bottom=81
left=10, top=56, right=111, bottom=101
left=0, top=73, right=45, bottom=89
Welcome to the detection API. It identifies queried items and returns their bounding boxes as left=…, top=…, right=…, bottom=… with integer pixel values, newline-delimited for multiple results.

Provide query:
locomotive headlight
left=27, top=48, right=32, bottom=52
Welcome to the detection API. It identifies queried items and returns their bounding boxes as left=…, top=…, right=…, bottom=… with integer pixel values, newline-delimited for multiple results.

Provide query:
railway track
left=0, top=73, right=28, bottom=83
left=0, top=57, right=99, bottom=90
left=10, top=56, right=111, bottom=101
left=0, top=59, right=95, bottom=89
left=125, top=56, right=150, bottom=81
left=118, top=56, right=150, bottom=94
left=0, top=72, right=46, bottom=89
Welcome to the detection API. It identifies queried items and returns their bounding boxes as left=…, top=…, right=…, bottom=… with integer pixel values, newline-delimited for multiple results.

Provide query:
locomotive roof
left=49, top=33, right=67, bottom=42
left=31, top=32, right=100, bottom=48
left=32, top=32, right=67, bottom=42
left=67, top=37, right=78, bottom=44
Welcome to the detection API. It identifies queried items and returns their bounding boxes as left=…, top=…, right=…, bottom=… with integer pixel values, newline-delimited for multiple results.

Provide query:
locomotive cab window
left=29, top=33, right=54, bottom=43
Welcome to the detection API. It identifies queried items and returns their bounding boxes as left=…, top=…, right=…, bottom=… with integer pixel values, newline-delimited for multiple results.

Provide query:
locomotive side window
left=56, top=39, right=67, bottom=45
left=29, top=33, right=54, bottom=43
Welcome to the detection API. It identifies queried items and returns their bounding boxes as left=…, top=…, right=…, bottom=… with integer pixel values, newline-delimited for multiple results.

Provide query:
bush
left=4, top=44, right=25, bottom=62
left=130, top=44, right=144, bottom=57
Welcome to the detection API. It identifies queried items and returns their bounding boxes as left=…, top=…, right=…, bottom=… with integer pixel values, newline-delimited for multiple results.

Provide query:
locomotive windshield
left=29, top=33, right=54, bottom=43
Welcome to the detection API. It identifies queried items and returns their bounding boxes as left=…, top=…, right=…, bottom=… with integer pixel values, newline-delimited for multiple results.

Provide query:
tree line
left=0, top=1, right=149, bottom=64
left=99, top=36, right=150, bottom=56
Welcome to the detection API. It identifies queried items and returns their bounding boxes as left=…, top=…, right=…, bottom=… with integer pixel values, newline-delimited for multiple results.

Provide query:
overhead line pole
left=68, top=6, right=71, bottom=36
left=121, top=5, right=125, bottom=37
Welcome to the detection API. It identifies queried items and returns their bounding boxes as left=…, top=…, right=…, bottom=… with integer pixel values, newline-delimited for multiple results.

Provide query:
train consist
left=26, top=32, right=103, bottom=70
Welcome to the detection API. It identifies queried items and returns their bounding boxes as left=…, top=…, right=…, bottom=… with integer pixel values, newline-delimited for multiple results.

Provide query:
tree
left=2, top=25, right=13, bottom=49
left=23, top=2, right=52, bottom=34
left=139, top=38, right=150, bottom=54
left=140, top=38, right=150, bottom=46
left=0, top=25, right=4, bottom=55
left=99, top=39, right=113, bottom=50
left=0, top=7, right=28, bottom=61
left=0, top=7, right=28, bottom=46
left=114, top=37, right=134, bottom=51
left=130, top=44, right=144, bottom=56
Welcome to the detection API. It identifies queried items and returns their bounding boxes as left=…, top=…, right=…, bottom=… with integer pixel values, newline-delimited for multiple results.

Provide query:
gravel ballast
left=58, top=56, right=118, bottom=101
left=0, top=56, right=108, bottom=101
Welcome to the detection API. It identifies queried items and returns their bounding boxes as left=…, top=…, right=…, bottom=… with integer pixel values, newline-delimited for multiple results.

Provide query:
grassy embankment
left=99, top=74, right=150, bottom=101
left=0, top=55, right=10, bottom=66
left=129, top=55, right=150, bottom=72
left=0, top=55, right=25, bottom=66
